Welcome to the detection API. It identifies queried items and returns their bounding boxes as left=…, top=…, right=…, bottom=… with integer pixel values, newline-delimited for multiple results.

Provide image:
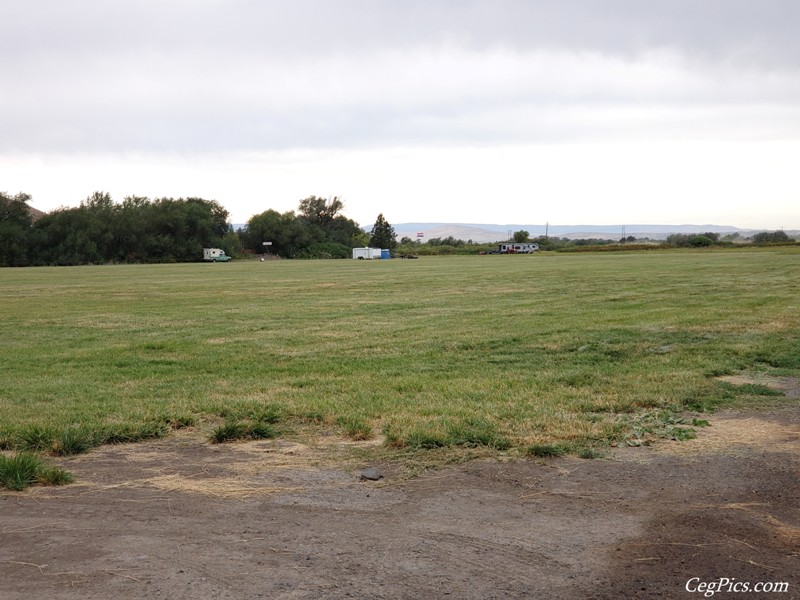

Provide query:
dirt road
left=2, top=406, right=798, bottom=599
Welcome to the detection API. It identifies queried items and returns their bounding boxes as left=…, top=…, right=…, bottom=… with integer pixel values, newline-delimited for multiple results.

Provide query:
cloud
left=2, top=0, right=799, bottom=155
left=3, top=1, right=799, bottom=229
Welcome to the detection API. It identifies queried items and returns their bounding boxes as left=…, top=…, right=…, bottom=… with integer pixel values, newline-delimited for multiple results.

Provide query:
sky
left=2, top=0, right=799, bottom=229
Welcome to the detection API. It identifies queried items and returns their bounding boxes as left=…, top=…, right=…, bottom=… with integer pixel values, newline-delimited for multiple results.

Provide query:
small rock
left=360, top=467, right=383, bottom=481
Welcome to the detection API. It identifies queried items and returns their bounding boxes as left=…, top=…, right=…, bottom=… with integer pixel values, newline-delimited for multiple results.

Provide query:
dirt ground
left=2, top=394, right=799, bottom=598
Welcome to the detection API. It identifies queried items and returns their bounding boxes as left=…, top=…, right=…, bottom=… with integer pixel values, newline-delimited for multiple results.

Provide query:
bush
left=297, top=242, right=351, bottom=259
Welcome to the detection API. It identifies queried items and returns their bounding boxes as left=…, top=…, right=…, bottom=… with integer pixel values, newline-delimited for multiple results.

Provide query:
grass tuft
left=577, top=448, right=605, bottom=459
left=526, top=443, right=570, bottom=458
left=0, top=452, right=74, bottom=491
left=209, top=420, right=279, bottom=443
left=50, top=426, right=100, bottom=456
left=336, top=416, right=373, bottom=440
left=387, top=417, right=510, bottom=450
left=17, top=425, right=58, bottom=452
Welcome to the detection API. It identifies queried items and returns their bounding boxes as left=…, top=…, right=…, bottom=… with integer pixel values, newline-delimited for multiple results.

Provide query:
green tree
left=244, top=209, right=324, bottom=258
left=369, top=213, right=397, bottom=249
left=512, top=230, right=530, bottom=243
left=688, top=235, right=714, bottom=247
left=31, top=194, right=231, bottom=264
left=0, top=192, right=34, bottom=266
left=298, top=196, right=344, bottom=229
left=327, top=214, right=367, bottom=248
left=752, top=230, right=791, bottom=244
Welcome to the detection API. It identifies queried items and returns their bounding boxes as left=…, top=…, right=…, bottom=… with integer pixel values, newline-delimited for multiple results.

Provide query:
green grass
left=1, top=249, right=798, bottom=461
left=0, top=452, right=74, bottom=491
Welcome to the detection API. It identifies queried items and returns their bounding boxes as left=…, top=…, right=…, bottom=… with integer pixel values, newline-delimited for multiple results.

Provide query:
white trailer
left=498, top=243, right=539, bottom=254
left=352, top=247, right=382, bottom=260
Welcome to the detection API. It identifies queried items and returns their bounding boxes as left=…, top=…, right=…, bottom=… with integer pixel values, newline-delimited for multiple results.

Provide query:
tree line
left=393, top=228, right=796, bottom=256
left=1, top=191, right=397, bottom=266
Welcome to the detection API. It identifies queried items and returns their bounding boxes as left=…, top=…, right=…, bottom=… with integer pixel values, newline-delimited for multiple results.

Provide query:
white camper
left=498, top=243, right=539, bottom=254
left=203, top=248, right=232, bottom=262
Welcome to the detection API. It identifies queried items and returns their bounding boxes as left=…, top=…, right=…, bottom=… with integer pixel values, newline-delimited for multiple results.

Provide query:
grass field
left=1, top=249, right=799, bottom=460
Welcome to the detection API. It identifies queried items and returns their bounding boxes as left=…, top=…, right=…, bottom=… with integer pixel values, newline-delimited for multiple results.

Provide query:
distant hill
left=27, top=205, right=46, bottom=221
left=391, top=223, right=792, bottom=243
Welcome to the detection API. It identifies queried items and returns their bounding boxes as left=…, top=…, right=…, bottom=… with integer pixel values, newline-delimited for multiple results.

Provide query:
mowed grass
left=1, top=249, right=799, bottom=459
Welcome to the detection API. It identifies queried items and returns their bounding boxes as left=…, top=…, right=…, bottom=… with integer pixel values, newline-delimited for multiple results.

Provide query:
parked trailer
left=203, top=248, right=232, bottom=262
left=498, top=243, right=539, bottom=254
left=352, top=247, right=383, bottom=260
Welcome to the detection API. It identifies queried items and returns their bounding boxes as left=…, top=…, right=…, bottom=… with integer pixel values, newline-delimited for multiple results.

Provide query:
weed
left=0, top=452, right=74, bottom=491
left=669, top=427, right=697, bottom=441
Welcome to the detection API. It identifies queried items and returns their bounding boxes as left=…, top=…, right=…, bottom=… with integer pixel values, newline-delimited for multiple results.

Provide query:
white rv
left=203, top=248, right=232, bottom=262
left=498, top=243, right=539, bottom=254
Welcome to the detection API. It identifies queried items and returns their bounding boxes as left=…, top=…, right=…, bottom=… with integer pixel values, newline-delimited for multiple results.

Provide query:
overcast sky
left=2, top=0, right=799, bottom=228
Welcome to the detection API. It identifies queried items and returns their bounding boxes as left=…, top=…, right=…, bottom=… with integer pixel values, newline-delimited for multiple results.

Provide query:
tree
left=512, top=230, right=530, bottom=243
left=688, top=235, right=714, bottom=247
left=298, top=196, right=344, bottom=229
left=369, top=213, right=397, bottom=249
left=752, top=230, right=791, bottom=244
left=327, top=214, right=367, bottom=248
left=243, top=209, right=324, bottom=258
left=0, top=192, right=34, bottom=266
